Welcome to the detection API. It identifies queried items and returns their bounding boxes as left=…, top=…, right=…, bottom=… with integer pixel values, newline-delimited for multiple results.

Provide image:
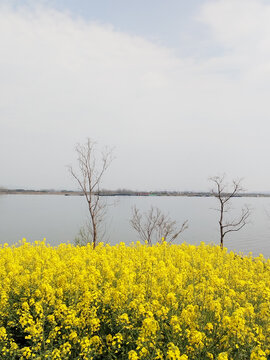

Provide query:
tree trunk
left=219, top=201, right=224, bottom=249
left=93, top=223, right=97, bottom=249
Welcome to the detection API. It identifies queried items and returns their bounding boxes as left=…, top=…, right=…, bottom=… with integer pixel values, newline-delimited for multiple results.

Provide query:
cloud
left=199, top=0, right=270, bottom=77
left=0, top=1, right=270, bottom=191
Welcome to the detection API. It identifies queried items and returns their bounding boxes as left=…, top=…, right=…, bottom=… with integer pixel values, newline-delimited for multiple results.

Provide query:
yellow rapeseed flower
left=0, top=241, right=269, bottom=359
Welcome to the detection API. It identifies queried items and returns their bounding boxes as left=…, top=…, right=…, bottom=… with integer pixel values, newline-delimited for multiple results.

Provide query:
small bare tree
left=210, top=175, right=251, bottom=249
left=68, top=138, right=113, bottom=248
left=130, top=205, right=188, bottom=245
left=74, top=221, right=94, bottom=247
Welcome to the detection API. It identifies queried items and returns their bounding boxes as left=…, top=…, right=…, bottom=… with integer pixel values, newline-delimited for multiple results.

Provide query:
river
left=0, top=194, right=270, bottom=257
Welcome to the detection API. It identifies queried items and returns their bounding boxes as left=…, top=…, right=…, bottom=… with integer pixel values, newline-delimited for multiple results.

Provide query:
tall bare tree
left=210, top=175, right=251, bottom=249
left=68, top=138, right=113, bottom=248
left=130, top=205, right=188, bottom=245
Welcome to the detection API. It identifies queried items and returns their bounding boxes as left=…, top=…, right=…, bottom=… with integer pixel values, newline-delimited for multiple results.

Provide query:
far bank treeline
left=1, top=188, right=270, bottom=198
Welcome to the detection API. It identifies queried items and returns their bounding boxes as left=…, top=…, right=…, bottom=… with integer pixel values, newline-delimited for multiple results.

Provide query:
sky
left=1, top=0, right=270, bottom=192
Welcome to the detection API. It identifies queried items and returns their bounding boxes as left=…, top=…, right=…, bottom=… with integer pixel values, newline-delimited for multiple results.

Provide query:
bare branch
left=68, top=138, right=113, bottom=248
left=130, top=206, right=188, bottom=245
left=223, top=206, right=250, bottom=236
left=167, top=220, right=189, bottom=244
left=209, top=175, right=251, bottom=249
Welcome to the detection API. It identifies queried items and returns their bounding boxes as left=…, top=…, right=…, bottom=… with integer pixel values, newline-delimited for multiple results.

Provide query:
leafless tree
left=68, top=138, right=113, bottom=248
left=210, top=175, right=251, bottom=249
left=74, top=222, right=93, bottom=247
left=130, top=205, right=188, bottom=245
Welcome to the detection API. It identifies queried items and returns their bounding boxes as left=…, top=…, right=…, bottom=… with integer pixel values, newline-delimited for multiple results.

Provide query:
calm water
left=0, top=194, right=270, bottom=257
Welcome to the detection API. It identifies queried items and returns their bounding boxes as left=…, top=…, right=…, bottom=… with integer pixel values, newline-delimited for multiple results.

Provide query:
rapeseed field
left=0, top=240, right=269, bottom=359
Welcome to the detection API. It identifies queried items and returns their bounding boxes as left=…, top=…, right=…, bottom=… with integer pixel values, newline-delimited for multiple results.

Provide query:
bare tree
left=68, top=138, right=113, bottom=248
left=210, top=175, right=251, bottom=249
left=130, top=205, right=188, bottom=245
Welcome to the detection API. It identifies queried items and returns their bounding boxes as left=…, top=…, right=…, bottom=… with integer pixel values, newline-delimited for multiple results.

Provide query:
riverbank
left=1, top=189, right=270, bottom=197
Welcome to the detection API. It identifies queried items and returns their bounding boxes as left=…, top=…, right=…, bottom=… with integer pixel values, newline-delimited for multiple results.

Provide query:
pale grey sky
left=0, top=0, right=270, bottom=191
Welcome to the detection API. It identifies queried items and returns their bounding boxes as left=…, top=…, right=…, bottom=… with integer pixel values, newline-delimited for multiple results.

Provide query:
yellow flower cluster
left=0, top=240, right=270, bottom=359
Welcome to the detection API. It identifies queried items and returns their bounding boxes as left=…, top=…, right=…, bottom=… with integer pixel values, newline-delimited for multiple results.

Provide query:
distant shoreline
left=1, top=189, right=270, bottom=198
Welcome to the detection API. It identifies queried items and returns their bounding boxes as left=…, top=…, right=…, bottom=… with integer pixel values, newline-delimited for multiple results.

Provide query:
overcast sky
left=1, top=0, right=270, bottom=191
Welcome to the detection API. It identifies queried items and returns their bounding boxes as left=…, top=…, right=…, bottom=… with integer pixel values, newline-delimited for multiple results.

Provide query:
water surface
left=0, top=194, right=270, bottom=257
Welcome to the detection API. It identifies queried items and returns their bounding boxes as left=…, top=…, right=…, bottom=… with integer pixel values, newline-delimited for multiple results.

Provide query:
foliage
left=0, top=240, right=270, bottom=359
